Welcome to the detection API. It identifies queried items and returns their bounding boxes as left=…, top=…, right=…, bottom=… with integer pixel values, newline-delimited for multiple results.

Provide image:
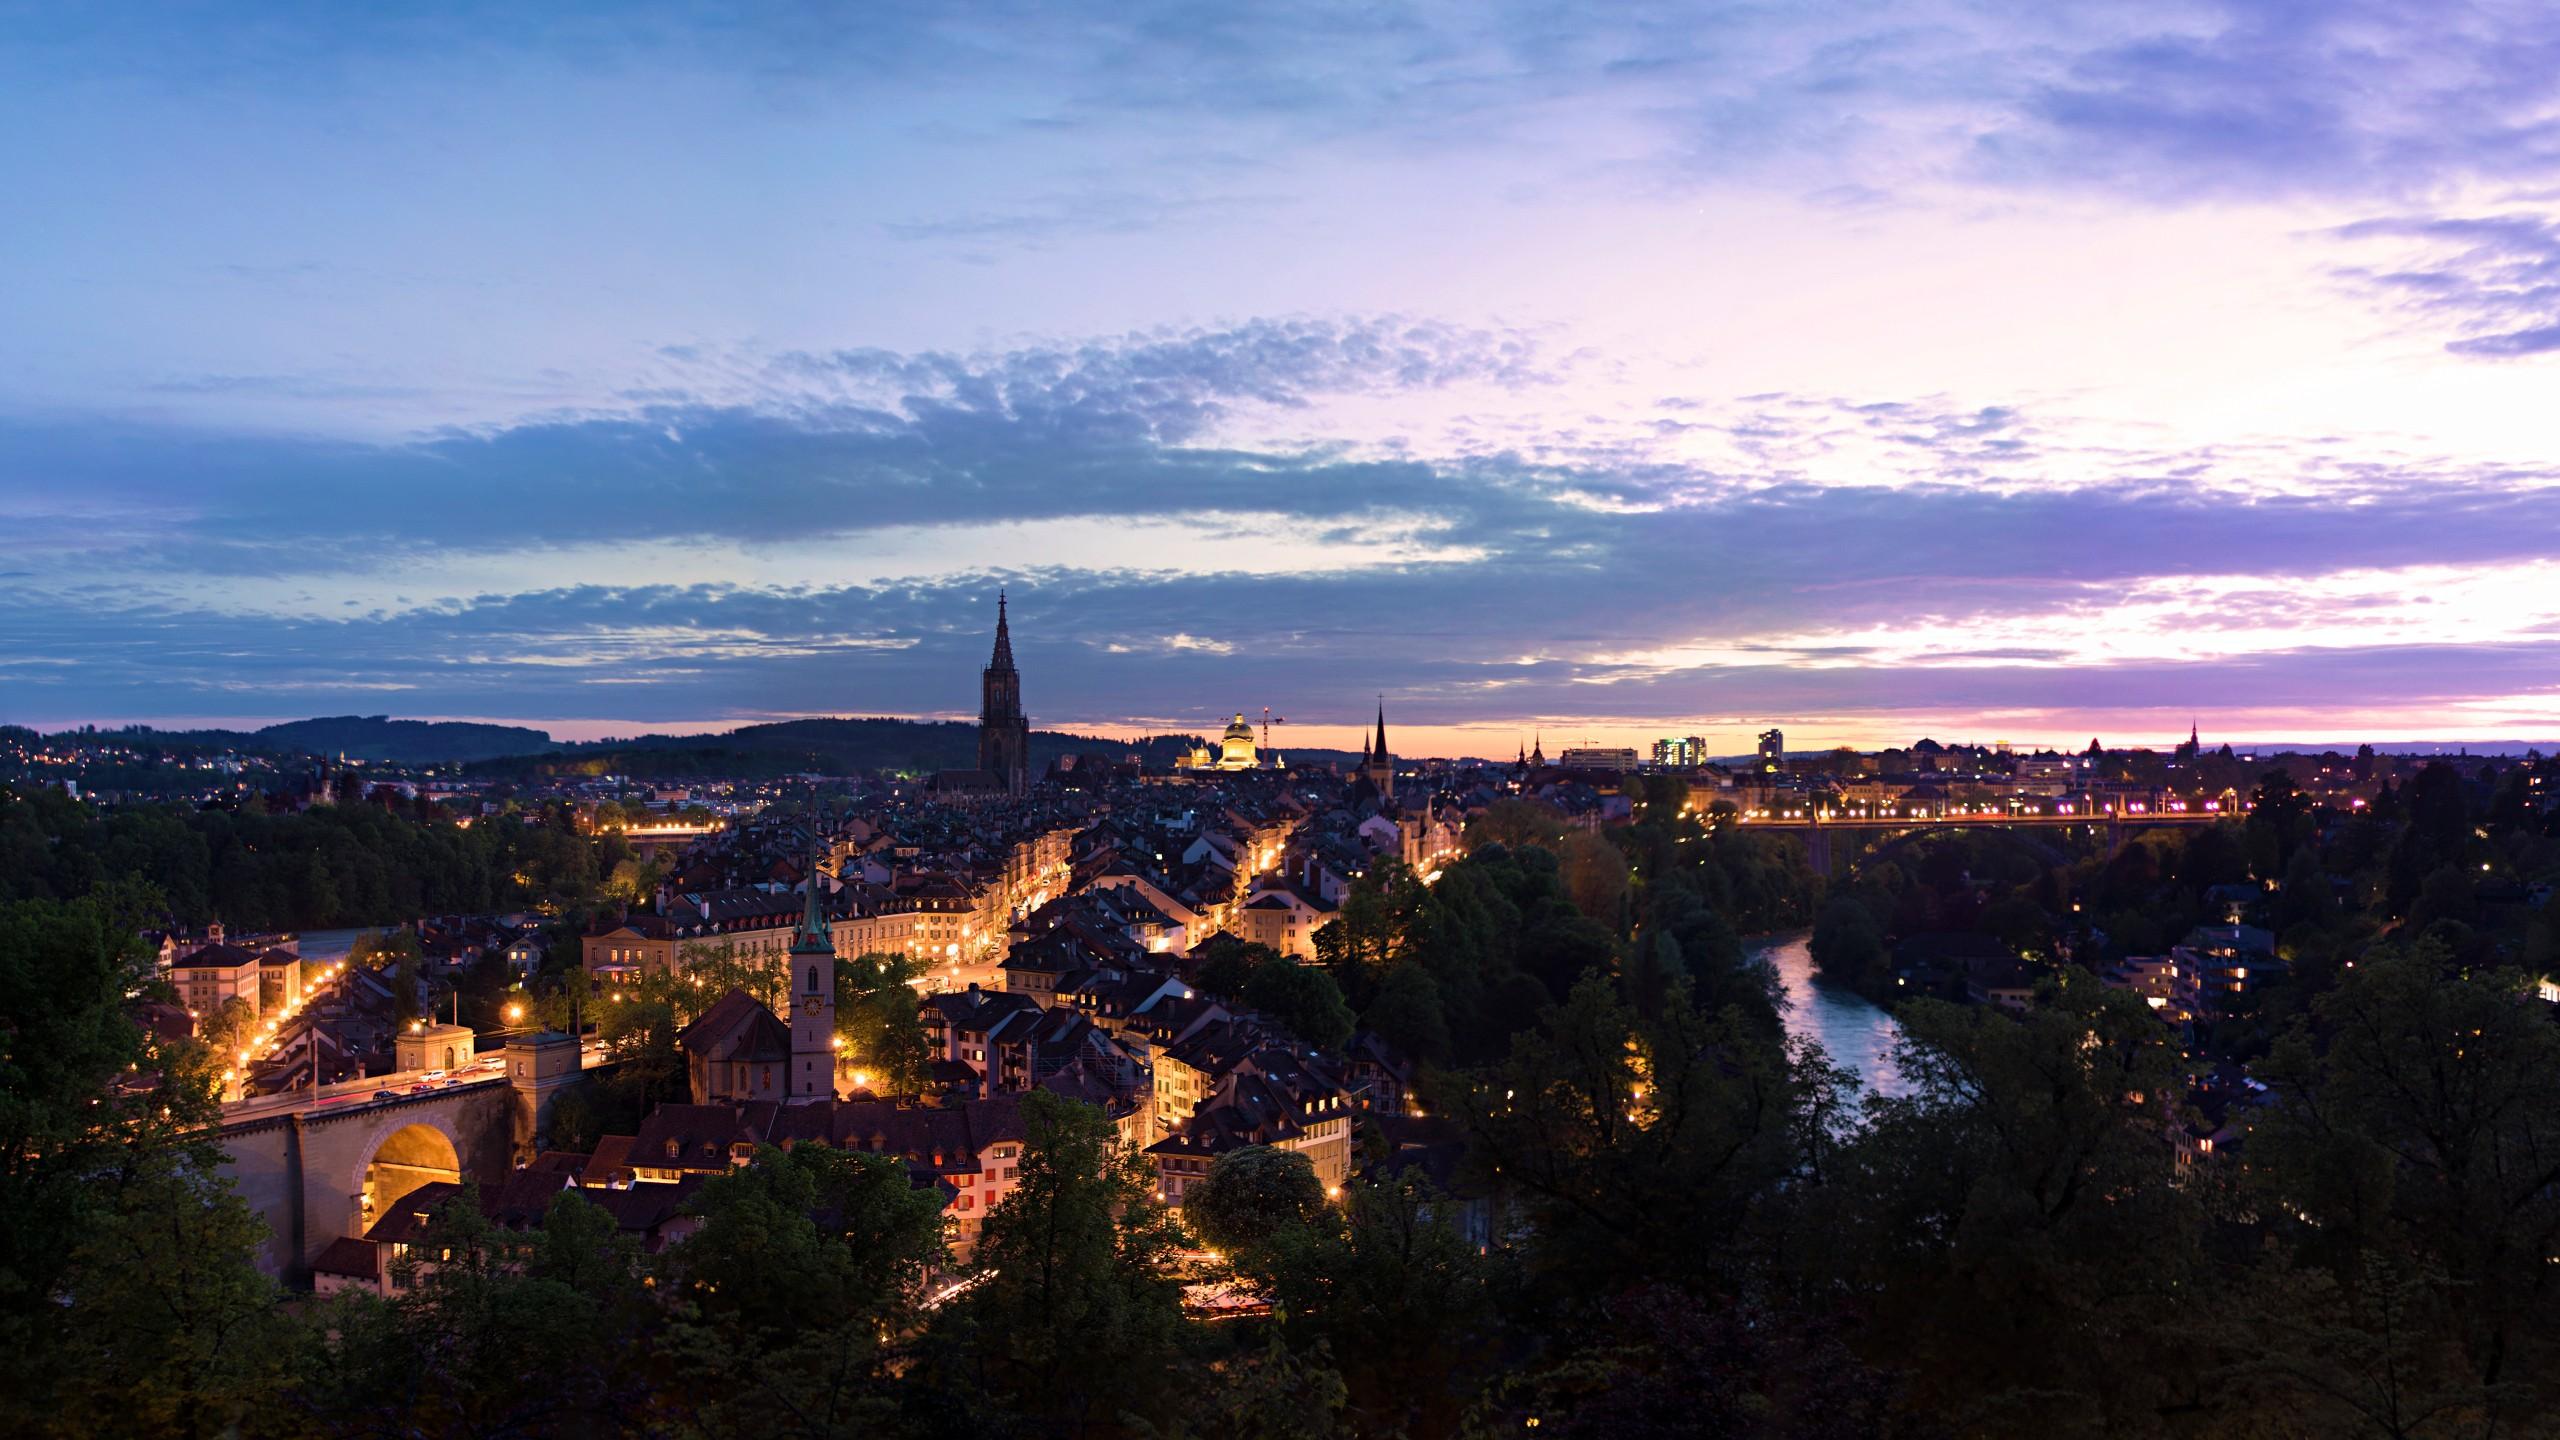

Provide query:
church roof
left=679, top=989, right=792, bottom=1063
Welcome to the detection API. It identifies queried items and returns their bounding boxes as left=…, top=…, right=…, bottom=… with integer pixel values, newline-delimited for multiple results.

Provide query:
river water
left=1751, top=931, right=1909, bottom=1100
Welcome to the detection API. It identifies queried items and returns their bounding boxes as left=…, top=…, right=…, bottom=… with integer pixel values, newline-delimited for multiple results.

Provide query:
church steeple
left=793, top=853, right=832, bottom=953
left=978, top=592, right=1029, bottom=796
left=1354, top=697, right=1394, bottom=803
left=989, top=589, right=1016, bottom=671
left=788, top=851, right=836, bottom=1104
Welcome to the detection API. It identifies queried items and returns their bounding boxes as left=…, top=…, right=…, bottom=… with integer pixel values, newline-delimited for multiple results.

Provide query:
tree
left=1313, top=863, right=1418, bottom=1000
left=835, top=951, right=931, bottom=1096
left=2248, top=768, right=2313, bottom=877
left=1242, top=957, right=1356, bottom=1052
left=0, top=886, right=290, bottom=1437
left=1191, top=933, right=1279, bottom=1002
left=1187, top=1328, right=1348, bottom=1440
left=1807, top=894, right=1888, bottom=993
left=1362, top=961, right=1451, bottom=1065
left=654, top=1144, right=946, bottom=1438
left=1253, top=1170, right=1494, bottom=1436
left=1182, top=1145, right=1326, bottom=1255
left=1556, top=831, right=1630, bottom=922
left=1467, top=798, right=1570, bottom=852
left=937, top=1089, right=1189, bottom=1435
left=196, top=995, right=258, bottom=1069
left=27, top=1070, right=296, bottom=1438
left=2243, top=942, right=2560, bottom=1418
left=1449, top=973, right=1807, bottom=1299
left=1495, top=1286, right=1899, bottom=1440
left=1793, top=981, right=2212, bottom=1428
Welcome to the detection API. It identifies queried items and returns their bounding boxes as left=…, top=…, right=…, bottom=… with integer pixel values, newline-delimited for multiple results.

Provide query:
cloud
left=1973, top=1, right=2560, bottom=200
left=8, top=406, right=2560, bottom=741
left=8, top=313, right=2560, bottom=743
left=2329, top=211, right=2560, bottom=356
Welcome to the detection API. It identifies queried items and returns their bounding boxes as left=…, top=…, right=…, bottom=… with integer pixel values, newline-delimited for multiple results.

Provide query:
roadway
left=220, top=1039, right=614, bottom=1123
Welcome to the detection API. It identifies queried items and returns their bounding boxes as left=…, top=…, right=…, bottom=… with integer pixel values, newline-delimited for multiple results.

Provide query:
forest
left=0, top=782, right=648, bottom=930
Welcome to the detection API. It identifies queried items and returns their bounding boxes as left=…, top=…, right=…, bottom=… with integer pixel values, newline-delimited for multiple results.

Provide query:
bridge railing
left=1718, top=801, right=2234, bottom=826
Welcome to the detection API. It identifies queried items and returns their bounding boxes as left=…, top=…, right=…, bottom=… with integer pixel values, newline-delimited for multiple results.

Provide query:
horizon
left=9, top=6, right=2560, bottom=744
left=16, top=708, right=2558, bottom=764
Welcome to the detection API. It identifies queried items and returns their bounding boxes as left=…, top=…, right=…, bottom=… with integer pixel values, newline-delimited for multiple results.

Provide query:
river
left=1751, top=930, right=1909, bottom=1099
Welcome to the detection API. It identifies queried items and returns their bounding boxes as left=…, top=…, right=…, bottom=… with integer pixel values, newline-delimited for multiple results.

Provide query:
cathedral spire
left=1373, top=698, right=1387, bottom=763
left=989, top=590, right=1015, bottom=671
left=978, top=593, right=1029, bottom=796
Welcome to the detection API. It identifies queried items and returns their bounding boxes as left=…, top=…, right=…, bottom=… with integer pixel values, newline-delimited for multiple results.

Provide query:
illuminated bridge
left=616, top=821, right=721, bottom=855
left=1721, top=802, right=2232, bottom=873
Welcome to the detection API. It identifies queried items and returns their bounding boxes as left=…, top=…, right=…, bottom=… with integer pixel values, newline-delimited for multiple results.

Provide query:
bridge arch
left=1850, top=823, right=2075, bottom=876
left=362, top=1121, right=463, bottom=1236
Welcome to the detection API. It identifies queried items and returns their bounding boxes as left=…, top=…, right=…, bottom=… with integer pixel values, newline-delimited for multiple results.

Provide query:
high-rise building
left=1652, top=735, right=1707, bottom=770
left=1756, top=727, right=1786, bottom=773
left=978, top=592, right=1030, bottom=796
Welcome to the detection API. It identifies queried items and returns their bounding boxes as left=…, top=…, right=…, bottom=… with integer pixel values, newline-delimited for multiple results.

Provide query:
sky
left=5, top=1, right=2560, bottom=757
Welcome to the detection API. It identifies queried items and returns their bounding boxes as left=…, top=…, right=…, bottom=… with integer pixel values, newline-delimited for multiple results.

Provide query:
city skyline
left=9, top=5, right=2560, bottom=744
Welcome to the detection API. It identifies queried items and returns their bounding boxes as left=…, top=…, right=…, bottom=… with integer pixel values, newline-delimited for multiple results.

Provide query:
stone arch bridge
left=217, top=1037, right=586, bottom=1281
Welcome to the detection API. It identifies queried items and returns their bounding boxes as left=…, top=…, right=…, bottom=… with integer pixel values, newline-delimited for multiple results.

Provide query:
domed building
left=1180, top=713, right=1266, bottom=772
left=1217, top=713, right=1259, bottom=770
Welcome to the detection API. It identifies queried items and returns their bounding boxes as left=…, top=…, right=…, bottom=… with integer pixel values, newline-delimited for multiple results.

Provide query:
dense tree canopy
left=0, top=782, right=639, bottom=931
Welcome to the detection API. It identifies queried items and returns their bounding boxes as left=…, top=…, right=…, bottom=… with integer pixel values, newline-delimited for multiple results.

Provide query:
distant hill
left=255, top=715, right=557, bottom=763
left=47, top=715, right=557, bottom=765
left=39, top=711, right=1400, bottom=776
left=467, top=716, right=1209, bottom=780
